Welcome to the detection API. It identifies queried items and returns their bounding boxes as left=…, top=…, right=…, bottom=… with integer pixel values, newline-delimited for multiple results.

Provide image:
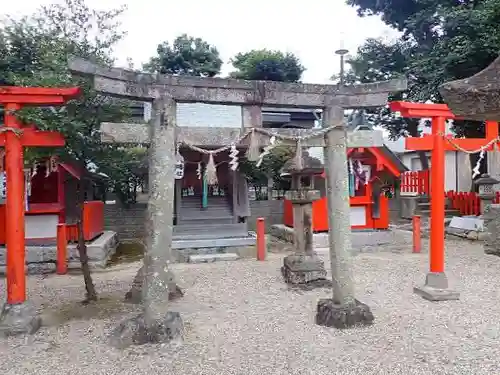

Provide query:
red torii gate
left=0, top=87, right=80, bottom=324
left=390, top=101, right=499, bottom=301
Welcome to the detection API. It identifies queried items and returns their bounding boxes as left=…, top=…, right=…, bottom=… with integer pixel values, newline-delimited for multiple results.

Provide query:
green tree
left=230, top=49, right=305, bottom=82
left=342, top=0, right=500, bottom=170
left=240, top=145, right=295, bottom=199
left=143, top=34, right=223, bottom=77
left=0, top=0, right=130, bottom=302
left=230, top=49, right=305, bottom=190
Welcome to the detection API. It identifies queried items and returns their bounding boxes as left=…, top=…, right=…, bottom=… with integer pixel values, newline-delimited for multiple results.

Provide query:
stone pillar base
left=413, top=272, right=460, bottom=301
left=0, top=301, right=41, bottom=337
left=109, top=311, right=183, bottom=349
left=315, top=299, right=374, bottom=329
left=124, top=266, right=184, bottom=303
left=281, top=254, right=327, bottom=284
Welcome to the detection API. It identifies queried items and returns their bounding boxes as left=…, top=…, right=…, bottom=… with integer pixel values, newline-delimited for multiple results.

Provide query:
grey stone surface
left=68, top=56, right=406, bottom=107
left=103, top=200, right=282, bottom=246
left=315, top=298, right=374, bottom=329
left=281, top=254, right=327, bottom=284
left=483, top=204, right=500, bottom=255
left=414, top=272, right=460, bottom=301
left=0, top=231, right=118, bottom=267
left=140, top=96, right=179, bottom=323
left=124, top=265, right=184, bottom=304
left=0, top=301, right=41, bottom=337
left=400, top=195, right=419, bottom=219
left=322, top=106, right=358, bottom=306
left=188, top=253, right=239, bottom=263
left=109, top=311, right=183, bottom=349
left=101, top=121, right=384, bottom=148
left=104, top=203, right=148, bottom=240
left=271, top=224, right=401, bottom=249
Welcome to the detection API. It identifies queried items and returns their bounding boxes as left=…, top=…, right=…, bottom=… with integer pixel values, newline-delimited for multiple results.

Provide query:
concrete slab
left=446, top=216, right=485, bottom=241
left=413, top=285, right=460, bottom=301
left=449, top=216, right=484, bottom=231
left=0, top=231, right=119, bottom=274
left=188, top=253, right=239, bottom=263
left=172, top=233, right=256, bottom=250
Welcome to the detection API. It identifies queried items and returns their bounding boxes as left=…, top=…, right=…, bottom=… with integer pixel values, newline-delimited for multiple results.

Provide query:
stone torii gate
left=69, top=57, right=406, bottom=346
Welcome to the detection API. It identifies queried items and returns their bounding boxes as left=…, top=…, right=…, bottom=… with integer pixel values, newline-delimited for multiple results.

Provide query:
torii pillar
left=0, top=86, right=80, bottom=336
left=390, top=101, right=499, bottom=301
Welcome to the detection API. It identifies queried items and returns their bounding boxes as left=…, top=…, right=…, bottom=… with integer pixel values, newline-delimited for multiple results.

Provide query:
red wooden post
left=57, top=165, right=65, bottom=223
left=429, top=115, right=446, bottom=273
left=56, top=223, right=67, bottom=275
left=0, top=86, right=80, bottom=307
left=256, top=217, right=266, bottom=261
left=4, top=103, right=26, bottom=304
left=412, top=215, right=421, bottom=253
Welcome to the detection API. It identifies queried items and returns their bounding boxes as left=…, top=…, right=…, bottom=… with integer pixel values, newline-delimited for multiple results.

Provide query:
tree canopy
left=143, top=34, right=223, bottom=77
left=229, top=49, right=305, bottom=82
left=343, top=0, right=500, bottom=140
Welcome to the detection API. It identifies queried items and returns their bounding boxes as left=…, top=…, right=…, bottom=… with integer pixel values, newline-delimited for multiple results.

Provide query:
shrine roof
left=440, top=56, right=500, bottom=121
left=377, top=145, right=408, bottom=174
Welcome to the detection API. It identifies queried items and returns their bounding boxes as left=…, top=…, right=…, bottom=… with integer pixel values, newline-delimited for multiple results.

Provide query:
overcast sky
left=2, top=0, right=399, bottom=84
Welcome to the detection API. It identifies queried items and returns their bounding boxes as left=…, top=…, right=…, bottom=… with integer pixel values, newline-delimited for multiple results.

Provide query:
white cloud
left=1, top=0, right=399, bottom=84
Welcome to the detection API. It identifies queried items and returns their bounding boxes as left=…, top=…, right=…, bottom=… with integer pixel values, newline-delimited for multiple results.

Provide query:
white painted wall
left=350, top=206, right=366, bottom=226
left=25, top=215, right=58, bottom=239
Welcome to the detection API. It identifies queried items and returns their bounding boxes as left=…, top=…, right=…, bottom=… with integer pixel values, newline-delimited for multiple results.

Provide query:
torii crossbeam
left=0, top=86, right=80, bottom=337
left=390, top=101, right=499, bottom=301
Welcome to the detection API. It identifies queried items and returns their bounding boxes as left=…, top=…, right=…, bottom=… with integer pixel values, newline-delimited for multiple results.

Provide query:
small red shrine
left=283, top=146, right=406, bottom=231
left=0, top=155, right=105, bottom=245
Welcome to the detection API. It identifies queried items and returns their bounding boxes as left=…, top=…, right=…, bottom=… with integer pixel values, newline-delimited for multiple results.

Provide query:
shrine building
left=0, top=155, right=117, bottom=271
left=127, top=104, right=405, bottom=252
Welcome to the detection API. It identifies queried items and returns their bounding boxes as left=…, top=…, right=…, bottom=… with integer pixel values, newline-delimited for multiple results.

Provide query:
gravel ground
left=1, top=231, right=500, bottom=375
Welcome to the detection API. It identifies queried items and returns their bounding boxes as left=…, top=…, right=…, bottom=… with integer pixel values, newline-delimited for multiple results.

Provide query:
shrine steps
left=173, top=223, right=247, bottom=240
left=173, top=196, right=256, bottom=261
left=416, top=196, right=461, bottom=218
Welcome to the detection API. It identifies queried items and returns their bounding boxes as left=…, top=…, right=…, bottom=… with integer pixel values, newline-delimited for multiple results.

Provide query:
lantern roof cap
left=475, top=173, right=500, bottom=185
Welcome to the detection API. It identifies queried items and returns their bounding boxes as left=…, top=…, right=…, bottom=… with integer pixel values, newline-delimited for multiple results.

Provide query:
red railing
left=445, top=191, right=500, bottom=216
left=401, top=170, right=430, bottom=195
left=66, top=200, right=104, bottom=242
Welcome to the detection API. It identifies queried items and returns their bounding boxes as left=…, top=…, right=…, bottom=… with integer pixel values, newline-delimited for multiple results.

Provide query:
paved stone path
left=0, top=232, right=499, bottom=375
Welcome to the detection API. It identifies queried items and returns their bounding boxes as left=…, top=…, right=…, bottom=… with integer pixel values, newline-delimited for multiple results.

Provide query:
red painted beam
left=0, top=95, right=70, bottom=105
left=389, top=101, right=456, bottom=119
left=0, top=86, right=81, bottom=104
left=0, top=129, right=65, bottom=147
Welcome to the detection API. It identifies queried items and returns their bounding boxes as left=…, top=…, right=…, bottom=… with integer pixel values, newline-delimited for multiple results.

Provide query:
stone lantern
left=280, top=150, right=327, bottom=285
left=475, top=173, right=500, bottom=213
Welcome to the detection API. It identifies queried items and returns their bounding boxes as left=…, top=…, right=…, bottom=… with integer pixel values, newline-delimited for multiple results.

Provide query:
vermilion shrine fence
left=401, top=170, right=431, bottom=195
left=400, top=170, right=500, bottom=215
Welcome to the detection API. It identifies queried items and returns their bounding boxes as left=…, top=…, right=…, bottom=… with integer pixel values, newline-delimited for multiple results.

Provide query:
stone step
left=188, top=253, right=239, bottom=263
left=172, top=234, right=256, bottom=249
left=173, top=223, right=246, bottom=238
left=178, top=215, right=234, bottom=224
left=181, top=197, right=230, bottom=206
